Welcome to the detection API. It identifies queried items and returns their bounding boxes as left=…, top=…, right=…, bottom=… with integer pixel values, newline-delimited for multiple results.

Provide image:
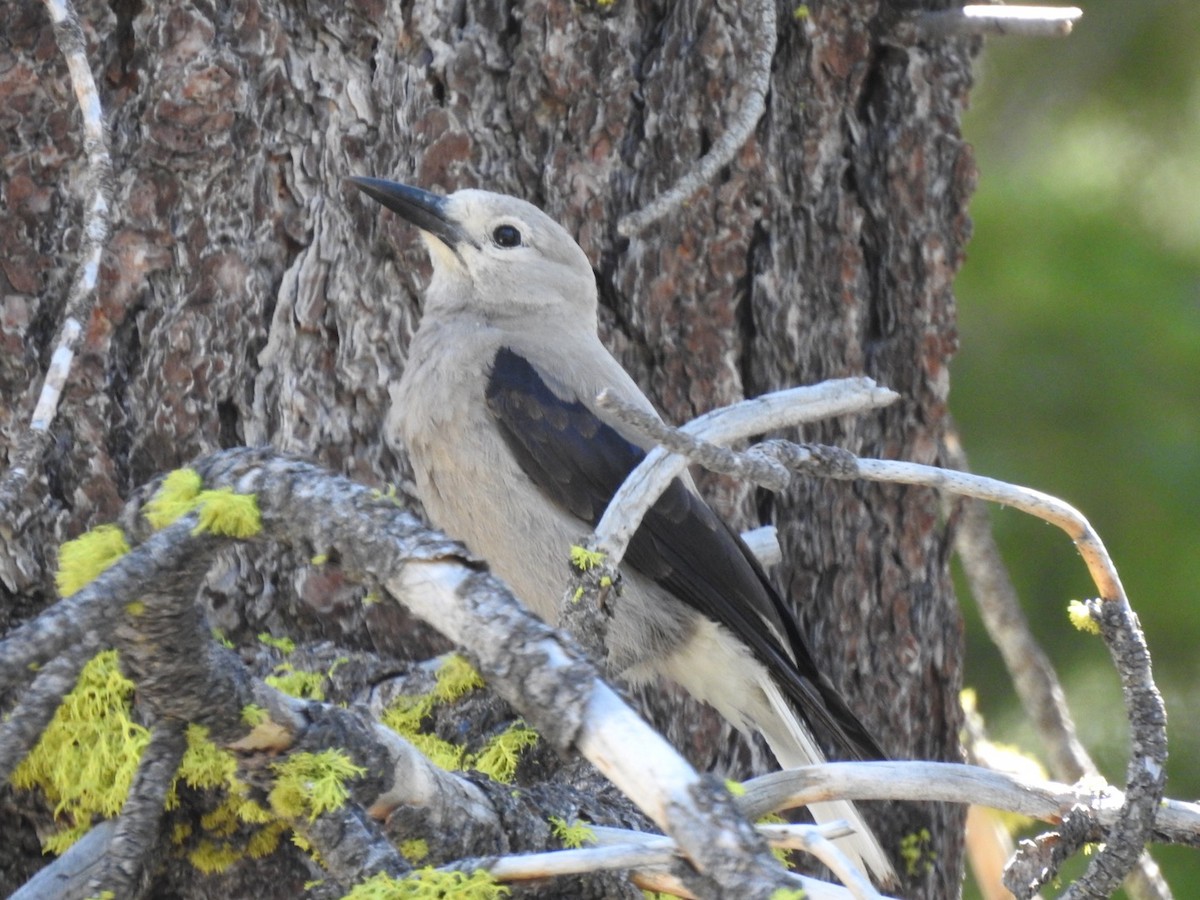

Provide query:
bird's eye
left=492, top=224, right=523, bottom=248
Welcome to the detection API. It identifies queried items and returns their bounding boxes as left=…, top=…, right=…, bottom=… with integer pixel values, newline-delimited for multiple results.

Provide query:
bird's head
left=350, top=177, right=597, bottom=322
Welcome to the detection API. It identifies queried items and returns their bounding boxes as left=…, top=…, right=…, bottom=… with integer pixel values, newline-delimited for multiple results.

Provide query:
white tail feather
left=759, top=677, right=898, bottom=888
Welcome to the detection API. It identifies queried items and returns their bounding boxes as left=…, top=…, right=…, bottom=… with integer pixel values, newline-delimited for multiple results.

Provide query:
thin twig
left=0, top=0, right=113, bottom=519
left=477, top=821, right=877, bottom=899
left=594, top=389, right=1167, bottom=893
left=903, top=5, right=1082, bottom=40
left=943, top=428, right=1173, bottom=900
left=740, top=762, right=1200, bottom=848
left=591, top=378, right=899, bottom=565
left=617, top=0, right=776, bottom=237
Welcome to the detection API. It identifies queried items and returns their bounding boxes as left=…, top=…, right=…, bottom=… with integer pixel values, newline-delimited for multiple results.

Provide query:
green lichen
left=265, top=663, right=327, bottom=701
left=212, top=628, right=235, bottom=649
left=341, top=869, right=510, bottom=899
left=899, top=828, right=935, bottom=877
left=568, top=545, right=606, bottom=571
left=400, top=837, right=430, bottom=863
left=258, top=632, right=296, bottom=654
left=241, top=704, right=269, bottom=727
left=548, top=815, right=594, bottom=849
left=10, top=650, right=150, bottom=853
left=468, top=723, right=538, bottom=784
left=193, top=488, right=261, bottom=538
left=144, top=467, right=204, bottom=530
left=55, top=525, right=130, bottom=597
left=1068, top=599, right=1101, bottom=635
left=268, top=749, right=366, bottom=822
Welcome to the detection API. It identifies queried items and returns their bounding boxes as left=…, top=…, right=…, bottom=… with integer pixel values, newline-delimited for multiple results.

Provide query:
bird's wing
left=484, top=346, right=884, bottom=761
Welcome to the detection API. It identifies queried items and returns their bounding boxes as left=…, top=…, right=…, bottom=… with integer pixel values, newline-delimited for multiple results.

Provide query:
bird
left=349, top=175, right=897, bottom=886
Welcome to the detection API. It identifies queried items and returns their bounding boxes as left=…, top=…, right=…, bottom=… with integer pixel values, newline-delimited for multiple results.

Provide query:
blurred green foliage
left=953, top=1, right=1200, bottom=894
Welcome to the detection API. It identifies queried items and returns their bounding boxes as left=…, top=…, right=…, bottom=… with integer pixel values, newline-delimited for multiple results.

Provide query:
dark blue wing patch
left=485, top=346, right=884, bottom=761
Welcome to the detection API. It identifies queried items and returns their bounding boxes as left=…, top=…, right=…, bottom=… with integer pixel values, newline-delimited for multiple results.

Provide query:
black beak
left=347, top=176, right=471, bottom=249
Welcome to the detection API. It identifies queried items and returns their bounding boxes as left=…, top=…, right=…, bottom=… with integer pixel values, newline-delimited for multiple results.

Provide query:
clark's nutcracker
left=350, top=176, right=896, bottom=886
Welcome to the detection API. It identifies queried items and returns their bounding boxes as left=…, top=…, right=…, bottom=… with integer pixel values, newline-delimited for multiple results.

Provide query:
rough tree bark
left=0, top=0, right=976, bottom=896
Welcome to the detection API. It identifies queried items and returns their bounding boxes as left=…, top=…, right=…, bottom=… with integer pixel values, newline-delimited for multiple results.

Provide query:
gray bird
left=349, top=176, right=896, bottom=886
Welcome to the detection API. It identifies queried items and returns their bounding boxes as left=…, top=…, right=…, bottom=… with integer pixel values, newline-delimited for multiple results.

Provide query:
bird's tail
left=758, top=677, right=898, bottom=889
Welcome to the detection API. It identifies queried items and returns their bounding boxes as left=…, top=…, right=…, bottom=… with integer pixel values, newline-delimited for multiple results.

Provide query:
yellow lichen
left=268, top=749, right=366, bottom=822
left=468, top=723, right=538, bottom=784
left=193, top=488, right=261, bottom=539
left=381, top=656, right=536, bottom=781
left=548, top=815, right=594, bottom=849
left=757, top=811, right=793, bottom=867
left=55, top=525, right=130, bottom=597
left=188, top=839, right=243, bottom=875
left=399, top=837, right=430, bottom=863
left=10, top=650, right=150, bottom=852
left=1068, top=599, right=1101, bottom=635
left=258, top=632, right=296, bottom=654
left=241, top=704, right=269, bottom=727
left=265, top=663, right=327, bottom=701
left=899, top=828, right=935, bottom=877
left=144, top=467, right=204, bottom=530
left=568, top=544, right=606, bottom=571
left=434, top=654, right=484, bottom=701
left=341, top=869, right=510, bottom=899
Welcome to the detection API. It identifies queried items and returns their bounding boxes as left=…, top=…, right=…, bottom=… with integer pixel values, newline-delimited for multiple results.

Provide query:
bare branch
left=83, top=722, right=188, bottom=898
left=740, top=761, right=1200, bottom=849
left=0, top=654, right=88, bottom=786
left=617, top=0, right=776, bottom=237
left=901, top=5, right=1083, bottom=41
left=593, top=386, right=1168, bottom=893
left=0, top=0, right=113, bottom=518
left=475, top=821, right=875, bottom=899
left=591, top=378, right=899, bottom=565
left=943, top=428, right=1173, bottom=900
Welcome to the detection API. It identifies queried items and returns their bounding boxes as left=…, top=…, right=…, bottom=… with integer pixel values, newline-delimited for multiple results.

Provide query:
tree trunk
left=1, top=0, right=975, bottom=896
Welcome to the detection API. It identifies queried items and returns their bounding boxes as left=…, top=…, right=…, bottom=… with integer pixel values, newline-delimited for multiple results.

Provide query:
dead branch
left=590, top=377, right=900, bottom=565
left=943, top=426, right=1172, bottom=900
left=617, top=0, right=775, bottom=237
left=0, top=0, right=113, bottom=523
left=899, top=6, right=1083, bottom=41
left=593, top=387, right=1169, bottom=895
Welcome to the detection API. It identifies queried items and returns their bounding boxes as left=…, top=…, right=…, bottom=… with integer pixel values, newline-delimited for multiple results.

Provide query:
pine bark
left=1, top=0, right=976, bottom=895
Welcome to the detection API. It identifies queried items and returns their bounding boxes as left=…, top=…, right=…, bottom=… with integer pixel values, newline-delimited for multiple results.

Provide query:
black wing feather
left=485, top=347, right=884, bottom=761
